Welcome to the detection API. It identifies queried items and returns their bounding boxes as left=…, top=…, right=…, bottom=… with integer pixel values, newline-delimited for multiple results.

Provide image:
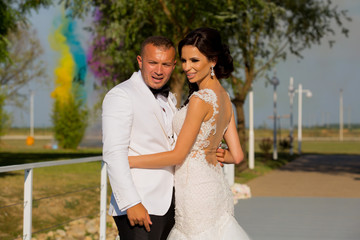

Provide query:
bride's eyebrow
left=189, top=57, right=200, bottom=61
left=180, top=56, right=200, bottom=62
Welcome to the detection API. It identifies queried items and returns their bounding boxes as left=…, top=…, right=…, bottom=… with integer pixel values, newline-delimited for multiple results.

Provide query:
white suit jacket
left=102, top=71, right=177, bottom=216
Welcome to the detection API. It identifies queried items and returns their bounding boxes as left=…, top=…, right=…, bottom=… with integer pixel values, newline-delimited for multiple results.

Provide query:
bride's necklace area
left=199, top=77, right=220, bottom=93
left=199, top=75, right=217, bottom=90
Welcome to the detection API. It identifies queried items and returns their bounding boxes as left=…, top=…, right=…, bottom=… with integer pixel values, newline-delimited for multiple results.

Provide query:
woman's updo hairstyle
left=179, top=28, right=234, bottom=105
left=178, top=27, right=234, bottom=79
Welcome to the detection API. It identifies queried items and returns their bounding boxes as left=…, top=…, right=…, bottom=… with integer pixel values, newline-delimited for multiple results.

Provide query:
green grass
left=0, top=139, right=102, bottom=167
left=236, top=152, right=296, bottom=183
left=250, top=127, right=360, bottom=139
left=298, top=141, right=360, bottom=154
left=4, top=127, right=53, bottom=136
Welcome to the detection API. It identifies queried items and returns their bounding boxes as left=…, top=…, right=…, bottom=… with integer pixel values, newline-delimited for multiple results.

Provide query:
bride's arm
left=218, top=112, right=244, bottom=164
left=129, top=97, right=210, bottom=168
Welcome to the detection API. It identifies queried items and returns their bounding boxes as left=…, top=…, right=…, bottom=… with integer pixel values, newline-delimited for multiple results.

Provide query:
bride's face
left=180, top=45, right=215, bottom=85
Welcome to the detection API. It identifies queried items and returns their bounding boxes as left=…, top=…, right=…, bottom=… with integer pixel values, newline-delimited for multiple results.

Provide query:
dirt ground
left=247, top=154, right=360, bottom=198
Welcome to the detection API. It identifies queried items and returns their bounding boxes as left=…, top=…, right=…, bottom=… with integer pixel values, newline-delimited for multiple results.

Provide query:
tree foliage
left=67, top=0, right=350, bottom=165
left=0, top=0, right=52, bottom=63
left=52, top=86, right=88, bottom=149
left=66, top=0, right=227, bottom=98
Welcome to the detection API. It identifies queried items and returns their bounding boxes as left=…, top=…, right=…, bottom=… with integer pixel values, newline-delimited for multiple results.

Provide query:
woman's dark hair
left=178, top=27, right=234, bottom=104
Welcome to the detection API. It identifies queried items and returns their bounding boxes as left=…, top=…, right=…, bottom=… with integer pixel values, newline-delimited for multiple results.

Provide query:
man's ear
left=137, top=55, right=143, bottom=69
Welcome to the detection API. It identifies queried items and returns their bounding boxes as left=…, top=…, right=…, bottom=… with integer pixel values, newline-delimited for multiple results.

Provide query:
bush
left=259, top=138, right=272, bottom=161
left=52, top=96, right=88, bottom=149
left=279, top=137, right=291, bottom=152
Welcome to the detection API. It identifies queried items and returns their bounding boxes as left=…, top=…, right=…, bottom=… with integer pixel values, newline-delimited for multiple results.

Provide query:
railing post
left=223, top=164, right=235, bottom=186
left=99, top=161, right=108, bottom=240
left=23, top=168, right=33, bottom=240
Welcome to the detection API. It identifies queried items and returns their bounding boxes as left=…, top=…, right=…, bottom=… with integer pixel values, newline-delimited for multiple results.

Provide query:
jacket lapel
left=167, top=92, right=178, bottom=115
left=132, top=71, right=168, bottom=137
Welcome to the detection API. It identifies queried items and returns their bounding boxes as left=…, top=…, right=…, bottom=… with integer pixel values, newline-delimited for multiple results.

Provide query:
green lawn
left=298, top=141, right=360, bottom=154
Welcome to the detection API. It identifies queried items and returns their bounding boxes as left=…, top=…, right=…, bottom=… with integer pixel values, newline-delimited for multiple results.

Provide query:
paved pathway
left=234, top=154, right=360, bottom=240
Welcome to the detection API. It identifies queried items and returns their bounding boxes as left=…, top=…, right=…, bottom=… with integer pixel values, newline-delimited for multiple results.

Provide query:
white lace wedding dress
left=167, top=89, right=250, bottom=240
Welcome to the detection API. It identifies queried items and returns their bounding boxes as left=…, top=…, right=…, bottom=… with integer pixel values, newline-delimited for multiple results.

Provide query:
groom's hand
left=127, top=203, right=152, bottom=232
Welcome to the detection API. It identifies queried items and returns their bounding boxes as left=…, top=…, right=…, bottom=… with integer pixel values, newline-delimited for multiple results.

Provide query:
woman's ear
left=210, top=56, right=218, bottom=66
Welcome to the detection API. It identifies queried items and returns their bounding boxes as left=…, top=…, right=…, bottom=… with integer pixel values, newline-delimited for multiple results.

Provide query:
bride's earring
left=210, top=66, right=215, bottom=78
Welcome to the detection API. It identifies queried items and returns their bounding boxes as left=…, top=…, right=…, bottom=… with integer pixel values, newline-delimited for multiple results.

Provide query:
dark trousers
left=113, top=191, right=175, bottom=240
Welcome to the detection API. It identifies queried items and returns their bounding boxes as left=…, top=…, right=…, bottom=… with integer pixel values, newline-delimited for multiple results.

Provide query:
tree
left=0, top=25, right=46, bottom=108
left=0, top=89, right=10, bottom=137
left=66, top=0, right=227, bottom=99
left=52, top=89, right=88, bottom=149
left=67, top=0, right=350, bottom=168
left=217, top=0, right=350, bottom=166
left=0, top=0, right=52, bottom=63
left=0, top=0, right=51, bottom=139
left=49, top=7, right=89, bottom=149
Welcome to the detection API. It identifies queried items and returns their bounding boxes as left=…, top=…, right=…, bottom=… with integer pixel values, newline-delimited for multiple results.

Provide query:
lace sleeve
left=190, top=89, right=217, bottom=105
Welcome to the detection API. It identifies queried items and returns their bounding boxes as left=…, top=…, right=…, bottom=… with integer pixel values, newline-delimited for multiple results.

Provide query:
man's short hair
left=140, top=36, right=175, bottom=56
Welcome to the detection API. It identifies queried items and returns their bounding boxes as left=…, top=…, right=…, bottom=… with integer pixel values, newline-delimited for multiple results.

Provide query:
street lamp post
left=30, top=90, right=34, bottom=137
left=296, top=84, right=312, bottom=154
left=26, top=90, right=35, bottom=146
left=248, top=85, right=255, bottom=169
left=268, top=74, right=279, bottom=160
left=288, top=77, right=295, bottom=155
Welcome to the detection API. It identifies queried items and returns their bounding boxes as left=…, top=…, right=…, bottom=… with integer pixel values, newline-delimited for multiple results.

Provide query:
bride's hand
left=216, top=148, right=234, bottom=166
left=216, top=148, right=226, bottom=167
left=128, top=156, right=135, bottom=168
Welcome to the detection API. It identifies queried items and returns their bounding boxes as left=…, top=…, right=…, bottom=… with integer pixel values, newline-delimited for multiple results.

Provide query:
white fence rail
left=0, top=156, right=107, bottom=240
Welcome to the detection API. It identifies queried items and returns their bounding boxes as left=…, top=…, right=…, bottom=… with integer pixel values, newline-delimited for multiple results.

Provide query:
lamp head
left=270, top=75, right=279, bottom=86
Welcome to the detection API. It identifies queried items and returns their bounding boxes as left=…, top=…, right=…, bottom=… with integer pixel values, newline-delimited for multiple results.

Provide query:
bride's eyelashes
left=181, top=58, right=200, bottom=63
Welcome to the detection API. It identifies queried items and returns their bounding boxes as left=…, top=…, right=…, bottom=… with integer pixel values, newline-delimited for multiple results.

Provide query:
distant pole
left=326, top=112, right=330, bottom=128
left=248, top=85, right=255, bottom=169
left=30, top=91, right=34, bottom=137
left=296, top=84, right=312, bottom=154
left=298, top=84, right=303, bottom=154
left=348, top=106, right=351, bottom=130
left=268, top=74, right=279, bottom=160
left=339, top=89, right=343, bottom=141
left=288, top=77, right=295, bottom=155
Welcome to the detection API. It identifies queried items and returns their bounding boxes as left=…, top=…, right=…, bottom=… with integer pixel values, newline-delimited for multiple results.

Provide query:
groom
left=102, top=36, right=177, bottom=239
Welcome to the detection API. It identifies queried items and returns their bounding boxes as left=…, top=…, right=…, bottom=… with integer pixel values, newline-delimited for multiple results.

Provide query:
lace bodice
left=171, top=89, right=235, bottom=239
left=173, top=89, right=219, bottom=156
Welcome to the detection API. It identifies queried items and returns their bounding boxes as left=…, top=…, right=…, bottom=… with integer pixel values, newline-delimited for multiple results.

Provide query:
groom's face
left=137, top=44, right=176, bottom=89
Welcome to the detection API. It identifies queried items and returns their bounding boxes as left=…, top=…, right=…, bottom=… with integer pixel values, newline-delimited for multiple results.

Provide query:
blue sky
left=6, top=0, right=360, bottom=129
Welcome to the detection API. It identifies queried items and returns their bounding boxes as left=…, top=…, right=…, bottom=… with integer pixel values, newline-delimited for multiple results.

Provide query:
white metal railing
left=0, top=156, right=107, bottom=240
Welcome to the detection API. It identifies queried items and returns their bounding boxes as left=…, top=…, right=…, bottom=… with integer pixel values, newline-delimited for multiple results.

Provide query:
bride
left=129, top=27, right=251, bottom=239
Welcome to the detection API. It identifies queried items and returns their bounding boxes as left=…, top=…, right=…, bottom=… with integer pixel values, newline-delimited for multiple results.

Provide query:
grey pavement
left=234, top=154, right=360, bottom=240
